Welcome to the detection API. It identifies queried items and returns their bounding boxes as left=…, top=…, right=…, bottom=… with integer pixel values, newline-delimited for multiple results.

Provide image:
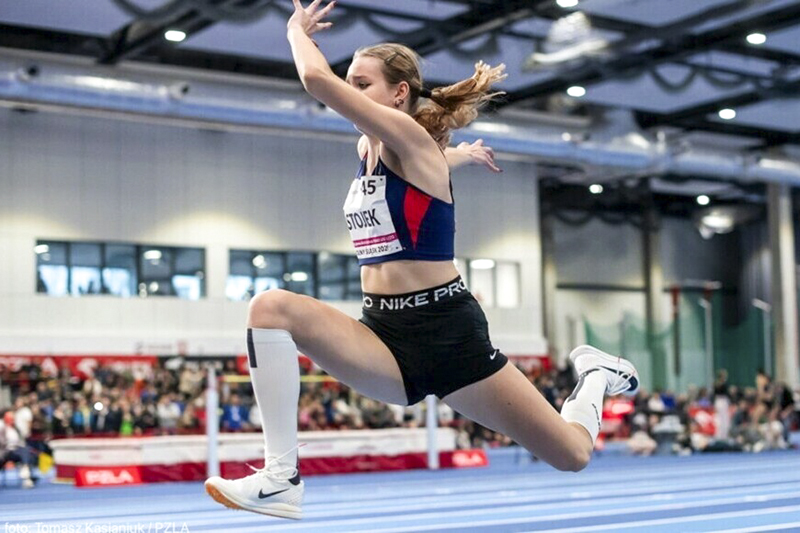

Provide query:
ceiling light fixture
left=696, top=195, right=710, bottom=206
left=746, top=33, right=766, bottom=45
left=557, top=0, right=579, bottom=8
left=470, top=259, right=496, bottom=270
left=567, top=85, right=586, bottom=98
left=589, top=184, right=603, bottom=194
left=290, top=272, right=309, bottom=282
left=165, top=30, right=186, bottom=43
left=718, top=108, right=736, bottom=120
left=701, top=212, right=735, bottom=232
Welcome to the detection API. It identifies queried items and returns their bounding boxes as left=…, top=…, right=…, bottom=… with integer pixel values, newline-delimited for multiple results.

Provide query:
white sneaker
left=569, top=345, right=639, bottom=397
left=205, top=450, right=304, bottom=520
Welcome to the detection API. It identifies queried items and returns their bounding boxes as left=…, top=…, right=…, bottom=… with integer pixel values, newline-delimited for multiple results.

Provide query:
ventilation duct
left=1, top=53, right=799, bottom=185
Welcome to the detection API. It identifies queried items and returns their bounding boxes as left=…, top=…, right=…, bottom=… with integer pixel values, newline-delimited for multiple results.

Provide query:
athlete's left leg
left=443, top=363, right=596, bottom=472
left=444, top=345, right=637, bottom=472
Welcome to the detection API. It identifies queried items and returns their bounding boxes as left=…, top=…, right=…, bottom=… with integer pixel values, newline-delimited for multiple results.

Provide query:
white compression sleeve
left=560, top=368, right=606, bottom=444
left=247, top=328, right=300, bottom=466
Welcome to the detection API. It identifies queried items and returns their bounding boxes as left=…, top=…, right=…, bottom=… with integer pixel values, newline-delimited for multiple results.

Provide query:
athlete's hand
left=288, top=0, right=336, bottom=36
left=457, top=139, right=502, bottom=173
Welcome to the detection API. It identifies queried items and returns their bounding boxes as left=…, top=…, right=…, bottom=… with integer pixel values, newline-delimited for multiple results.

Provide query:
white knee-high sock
left=247, top=328, right=299, bottom=467
left=560, top=369, right=606, bottom=444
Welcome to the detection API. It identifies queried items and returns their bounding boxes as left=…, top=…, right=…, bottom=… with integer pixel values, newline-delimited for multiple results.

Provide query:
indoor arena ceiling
left=1, top=0, right=800, bottom=213
left=1, top=0, right=799, bottom=146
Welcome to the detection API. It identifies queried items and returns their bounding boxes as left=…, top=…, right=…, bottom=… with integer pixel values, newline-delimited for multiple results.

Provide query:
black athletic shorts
left=359, top=276, right=508, bottom=405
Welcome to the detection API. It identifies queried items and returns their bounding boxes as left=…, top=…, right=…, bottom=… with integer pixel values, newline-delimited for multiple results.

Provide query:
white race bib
left=343, top=176, right=403, bottom=260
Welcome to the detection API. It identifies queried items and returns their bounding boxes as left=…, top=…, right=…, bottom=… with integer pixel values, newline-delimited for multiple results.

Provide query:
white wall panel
left=0, top=109, right=544, bottom=356
left=553, top=216, right=644, bottom=286
left=660, top=217, right=740, bottom=286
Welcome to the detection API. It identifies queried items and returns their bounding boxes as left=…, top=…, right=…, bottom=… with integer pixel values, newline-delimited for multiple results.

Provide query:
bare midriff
left=360, top=260, right=460, bottom=295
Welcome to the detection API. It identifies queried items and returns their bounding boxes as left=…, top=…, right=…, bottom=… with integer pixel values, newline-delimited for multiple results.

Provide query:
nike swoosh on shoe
left=258, top=488, right=289, bottom=499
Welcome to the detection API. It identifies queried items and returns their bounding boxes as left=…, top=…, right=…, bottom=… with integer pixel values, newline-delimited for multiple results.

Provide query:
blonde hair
left=354, top=43, right=506, bottom=147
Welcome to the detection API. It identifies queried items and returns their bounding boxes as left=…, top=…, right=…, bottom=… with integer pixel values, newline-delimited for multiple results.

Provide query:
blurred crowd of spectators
left=1, top=362, right=208, bottom=439
left=622, top=369, right=799, bottom=456
left=2, top=358, right=799, bottom=483
left=0, top=358, right=524, bottom=455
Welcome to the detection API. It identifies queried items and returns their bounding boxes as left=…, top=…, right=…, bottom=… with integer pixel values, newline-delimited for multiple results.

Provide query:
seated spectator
left=13, top=397, right=33, bottom=443
left=178, top=402, right=201, bottom=432
left=156, top=394, right=182, bottom=434
left=627, top=424, right=657, bottom=456
left=248, top=401, right=262, bottom=429
left=438, top=402, right=455, bottom=427
left=71, top=396, right=91, bottom=435
left=192, top=397, right=207, bottom=431
left=50, top=401, right=70, bottom=437
left=774, top=382, right=796, bottom=443
left=627, top=412, right=657, bottom=456
left=132, top=402, right=157, bottom=435
left=732, top=400, right=765, bottom=452
left=221, top=393, right=249, bottom=432
left=647, top=392, right=666, bottom=414
left=755, top=404, right=788, bottom=452
left=1, top=409, right=34, bottom=488
left=91, top=399, right=123, bottom=434
left=179, top=365, right=204, bottom=400
left=119, top=400, right=135, bottom=436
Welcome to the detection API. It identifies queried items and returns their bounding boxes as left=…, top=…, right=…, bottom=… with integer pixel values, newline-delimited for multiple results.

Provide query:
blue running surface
left=3, top=449, right=800, bottom=532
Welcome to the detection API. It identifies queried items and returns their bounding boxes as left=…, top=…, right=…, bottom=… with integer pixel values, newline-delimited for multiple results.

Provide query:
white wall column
left=768, top=183, right=800, bottom=388
left=643, top=207, right=666, bottom=391
left=541, top=215, right=560, bottom=362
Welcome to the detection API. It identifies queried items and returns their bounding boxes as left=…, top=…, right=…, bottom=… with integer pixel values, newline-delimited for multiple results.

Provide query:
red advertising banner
left=75, top=466, right=143, bottom=488
left=447, top=449, right=489, bottom=468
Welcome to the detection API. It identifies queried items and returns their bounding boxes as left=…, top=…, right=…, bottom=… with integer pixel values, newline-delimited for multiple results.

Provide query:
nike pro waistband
left=362, top=276, right=469, bottom=312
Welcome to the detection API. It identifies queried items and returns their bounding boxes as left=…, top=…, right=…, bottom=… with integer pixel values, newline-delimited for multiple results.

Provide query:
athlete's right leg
left=243, top=288, right=407, bottom=468
left=247, top=288, right=407, bottom=405
left=205, top=289, right=406, bottom=519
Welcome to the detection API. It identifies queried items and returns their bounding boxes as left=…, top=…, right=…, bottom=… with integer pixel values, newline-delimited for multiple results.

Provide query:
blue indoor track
left=3, top=449, right=800, bottom=533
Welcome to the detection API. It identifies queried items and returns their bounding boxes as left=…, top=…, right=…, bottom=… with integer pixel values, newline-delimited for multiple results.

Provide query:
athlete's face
left=346, top=55, right=406, bottom=110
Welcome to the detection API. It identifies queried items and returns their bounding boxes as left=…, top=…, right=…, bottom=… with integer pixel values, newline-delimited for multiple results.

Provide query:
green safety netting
left=584, top=292, right=770, bottom=393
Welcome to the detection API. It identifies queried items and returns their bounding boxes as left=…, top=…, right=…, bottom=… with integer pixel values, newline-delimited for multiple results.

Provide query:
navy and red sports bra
left=343, top=156, right=455, bottom=266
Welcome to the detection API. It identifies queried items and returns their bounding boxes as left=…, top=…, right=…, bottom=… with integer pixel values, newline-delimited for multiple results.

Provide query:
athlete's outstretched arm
left=358, top=134, right=501, bottom=173
left=444, top=139, right=502, bottom=173
left=287, top=0, right=433, bottom=157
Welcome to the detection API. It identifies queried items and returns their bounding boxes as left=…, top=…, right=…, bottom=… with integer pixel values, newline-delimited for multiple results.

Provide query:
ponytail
left=353, top=44, right=506, bottom=148
left=414, top=61, right=506, bottom=148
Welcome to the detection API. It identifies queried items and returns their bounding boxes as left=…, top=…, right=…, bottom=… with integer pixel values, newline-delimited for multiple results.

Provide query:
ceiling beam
left=98, top=0, right=276, bottom=65
left=540, top=3, right=800, bottom=67
left=502, top=0, right=800, bottom=106
left=720, top=43, right=800, bottom=66
left=635, top=109, right=799, bottom=145
left=634, top=75, right=800, bottom=126
left=328, top=0, right=544, bottom=75
left=100, top=2, right=216, bottom=65
left=100, top=15, right=196, bottom=65
left=332, top=2, right=454, bottom=23
left=535, top=3, right=800, bottom=67
left=0, top=21, right=302, bottom=79
left=0, top=23, right=458, bottom=86
left=0, top=24, right=106, bottom=58
left=141, top=45, right=301, bottom=78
